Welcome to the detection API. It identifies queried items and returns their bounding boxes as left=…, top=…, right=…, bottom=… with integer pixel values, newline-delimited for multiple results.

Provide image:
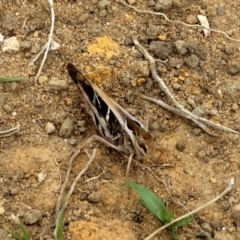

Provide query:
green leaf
left=170, top=216, right=194, bottom=228
left=125, top=181, right=174, bottom=223
left=0, top=77, right=26, bottom=82
left=19, top=225, right=30, bottom=240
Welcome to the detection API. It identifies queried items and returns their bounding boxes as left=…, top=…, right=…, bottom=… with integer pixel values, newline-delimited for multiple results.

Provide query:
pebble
left=217, top=2, right=226, bottom=16
left=39, top=75, right=48, bottom=85
left=184, top=54, right=200, bottom=68
left=231, top=103, right=238, bottom=111
left=201, top=222, right=213, bottom=234
left=30, top=43, right=41, bottom=54
left=127, top=0, right=136, bottom=4
left=150, top=121, right=160, bottom=131
left=146, top=25, right=160, bottom=39
left=118, top=71, right=131, bottom=87
left=186, top=14, right=198, bottom=24
left=149, top=41, right=173, bottom=59
left=124, top=37, right=133, bottom=46
left=77, top=120, right=86, bottom=127
left=168, top=57, right=182, bottom=68
left=229, top=66, right=239, bottom=75
left=125, top=90, right=135, bottom=104
left=98, top=0, right=110, bottom=10
left=187, top=98, right=196, bottom=108
left=2, top=104, right=12, bottom=113
left=175, top=40, right=188, bottom=55
left=147, top=0, right=155, bottom=7
left=227, top=133, right=239, bottom=144
left=45, top=122, right=56, bottom=134
left=87, top=191, right=102, bottom=203
left=192, top=107, right=205, bottom=117
left=61, top=28, right=73, bottom=40
left=23, top=209, right=42, bottom=225
left=59, top=118, right=73, bottom=138
left=176, top=142, right=186, bottom=152
left=220, top=77, right=240, bottom=99
left=20, top=40, right=32, bottom=50
left=45, top=77, right=68, bottom=91
left=69, top=139, right=77, bottom=145
left=172, top=83, right=181, bottom=90
left=232, top=203, right=240, bottom=212
left=11, top=82, right=18, bottom=91
left=197, top=150, right=206, bottom=159
left=79, top=127, right=86, bottom=133
left=137, top=78, right=147, bottom=86
left=80, top=192, right=88, bottom=201
left=135, top=61, right=150, bottom=77
left=9, top=187, right=20, bottom=195
left=154, top=0, right=173, bottom=12
left=38, top=172, right=47, bottom=183
left=2, top=37, right=20, bottom=52
left=224, top=45, right=235, bottom=55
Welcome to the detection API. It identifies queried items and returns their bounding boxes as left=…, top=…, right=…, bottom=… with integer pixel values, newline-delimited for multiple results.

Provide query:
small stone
left=11, top=82, right=18, bottom=91
left=184, top=54, right=199, bottom=68
left=231, top=103, right=238, bottom=111
left=20, top=40, right=32, bottom=50
left=176, top=142, right=186, bottom=152
left=186, top=14, right=198, bottom=24
left=192, top=107, right=205, bottom=117
left=87, top=191, right=102, bottom=203
left=229, top=66, right=239, bottom=75
left=210, top=177, right=217, bottom=184
left=39, top=75, right=48, bottom=85
left=201, top=222, right=213, bottom=234
left=147, top=0, right=155, bottom=7
left=224, top=45, right=235, bottom=55
left=137, top=78, right=147, bottom=86
left=217, top=2, right=226, bottom=16
left=127, top=0, right=136, bottom=4
left=45, top=77, right=68, bottom=91
left=38, top=172, right=47, bottom=183
left=175, top=40, right=188, bottom=55
left=45, top=122, right=56, bottom=134
left=69, top=139, right=77, bottom=145
left=232, top=203, right=240, bottom=212
left=23, top=209, right=42, bottom=225
left=59, top=118, right=73, bottom=138
left=98, top=0, right=110, bottom=10
left=80, top=192, right=88, bottom=201
left=154, top=0, right=173, bottom=12
left=9, top=187, right=20, bottom=195
left=125, top=90, right=135, bottom=104
left=124, top=37, right=133, bottom=46
left=150, top=121, right=160, bottom=131
left=77, top=120, right=86, bottom=127
left=146, top=24, right=160, bottom=39
left=187, top=98, right=196, bottom=108
left=198, top=150, right=206, bottom=159
left=135, top=61, right=150, bottom=77
left=228, top=133, right=239, bottom=144
left=172, top=83, right=181, bottom=90
left=79, top=127, right=86, bottom=133
left=2, top=37, right=20, bottom=52
left=2, top=104, right=11, bottom=113
left=149, top=41, right=173, bottom=59
left=65, top=97, right=72, bottom=106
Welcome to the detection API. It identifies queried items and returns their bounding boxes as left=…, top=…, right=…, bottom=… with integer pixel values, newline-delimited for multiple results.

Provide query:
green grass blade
left=125, top=181, right=174, bottom=223
left=170, top=216, right=194, bottom=228
left=0, top=77, right=26, bottom=82
left=57, top=204, right=65, bottom=240
left=19, top=225, right=30, bottom=240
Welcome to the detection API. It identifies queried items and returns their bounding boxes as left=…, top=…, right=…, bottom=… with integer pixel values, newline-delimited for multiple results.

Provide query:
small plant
left=0, top=77, right=26, bottom=83
left=125, top=181, right=193, bottom=239
left=6, top=225, right=30, bottom=240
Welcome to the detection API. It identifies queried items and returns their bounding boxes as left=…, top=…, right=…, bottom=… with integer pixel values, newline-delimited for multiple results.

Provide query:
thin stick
left=118, top=0, right=240, bottom=42
left=35, top=0, right=55, bottom=81
left=133, top=38, right=239, bottom=135
left=142, top=95, right=240, bottom=135
left=54, top=149, right=97, bottom=238
left=0, top=126, right=20, bottom=138
left=144, top=184, right=233, bottom=240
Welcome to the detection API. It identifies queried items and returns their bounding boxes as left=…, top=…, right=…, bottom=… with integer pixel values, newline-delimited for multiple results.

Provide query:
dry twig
left=54, top=149, right=97, bottom=238
left=133, top=38, right=239, bottom=135
left=35, top=0, right=55, bottom=81
left=0, top=126, right=20, bottom=138
left=118, top=0, right=240, bottom=42
left=144, top=183, right=233, bottom=240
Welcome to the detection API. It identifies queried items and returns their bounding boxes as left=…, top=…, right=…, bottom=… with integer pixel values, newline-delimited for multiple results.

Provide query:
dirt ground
left=1, top=0, right=240, bottom=239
